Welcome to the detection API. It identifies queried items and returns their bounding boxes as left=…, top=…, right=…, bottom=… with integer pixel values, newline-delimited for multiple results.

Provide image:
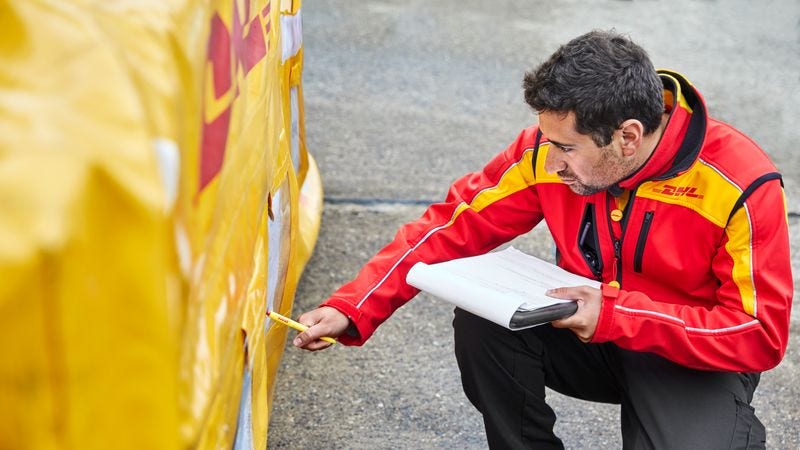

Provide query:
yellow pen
left=267, top=310, right=336, bottom=344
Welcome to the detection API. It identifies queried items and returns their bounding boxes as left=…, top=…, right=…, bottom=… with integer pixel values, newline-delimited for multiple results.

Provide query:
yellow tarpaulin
left=0, top=0, right=321, bottom=448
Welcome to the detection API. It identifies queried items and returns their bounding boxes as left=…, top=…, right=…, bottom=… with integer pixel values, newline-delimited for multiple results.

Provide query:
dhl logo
left=653, top=184, right=704, bottom=199
left=199, top=1, right=273, bottom=192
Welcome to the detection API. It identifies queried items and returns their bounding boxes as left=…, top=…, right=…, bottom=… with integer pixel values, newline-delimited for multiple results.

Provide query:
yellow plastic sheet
left=0, top=0, right=321, bottom=448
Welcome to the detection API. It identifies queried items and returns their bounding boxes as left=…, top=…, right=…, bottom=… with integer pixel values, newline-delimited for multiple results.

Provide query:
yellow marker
left=267, top=310, right=336, bottom=344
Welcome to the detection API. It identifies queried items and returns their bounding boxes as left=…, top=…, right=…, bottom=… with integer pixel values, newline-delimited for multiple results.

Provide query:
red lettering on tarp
left=199, top=108, right=232, bottom=189
left=198, top=1, right=272, bottom=193
left=208, top=14, right=232, bottom=100
left=241, top=17, right=267, bottom=73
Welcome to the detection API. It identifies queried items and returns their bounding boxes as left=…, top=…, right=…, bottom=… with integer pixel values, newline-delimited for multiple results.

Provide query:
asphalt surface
left=268, top=1, right=800, bottom=448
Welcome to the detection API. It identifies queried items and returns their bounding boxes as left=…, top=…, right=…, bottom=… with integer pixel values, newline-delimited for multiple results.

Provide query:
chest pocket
left=578, top=203, right=603, bottom=279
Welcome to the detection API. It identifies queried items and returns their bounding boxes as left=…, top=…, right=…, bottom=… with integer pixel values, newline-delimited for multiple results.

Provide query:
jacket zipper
left=633, top=211, right=655, bottom=272
left=606, top=188, right=637, bottom=285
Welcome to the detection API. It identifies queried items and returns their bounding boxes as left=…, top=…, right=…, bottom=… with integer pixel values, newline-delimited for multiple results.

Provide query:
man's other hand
left=547, top=285, right=602, bottom=342
left=293, top=306, right=351, bottom=351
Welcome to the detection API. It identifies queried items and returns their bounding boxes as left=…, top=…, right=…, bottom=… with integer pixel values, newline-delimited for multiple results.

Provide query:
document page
left=406, top=246, right=600, bottom=330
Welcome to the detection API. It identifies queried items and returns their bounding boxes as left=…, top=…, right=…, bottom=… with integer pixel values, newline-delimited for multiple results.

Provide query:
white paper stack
left=406, top=246, right=600, bottom=330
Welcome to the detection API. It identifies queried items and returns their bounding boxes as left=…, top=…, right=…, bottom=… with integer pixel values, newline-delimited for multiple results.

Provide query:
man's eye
left=558, top=145, right=573, bottom=153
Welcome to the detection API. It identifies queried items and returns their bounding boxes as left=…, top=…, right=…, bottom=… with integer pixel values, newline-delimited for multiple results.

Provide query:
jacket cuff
left=591, top=283, right=620, bottom=343
left=320, top=297, right=369, bottom=346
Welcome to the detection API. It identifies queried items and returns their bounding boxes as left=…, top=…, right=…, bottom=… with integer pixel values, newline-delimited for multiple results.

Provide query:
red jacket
left=322, top=70, right=793, bottom=372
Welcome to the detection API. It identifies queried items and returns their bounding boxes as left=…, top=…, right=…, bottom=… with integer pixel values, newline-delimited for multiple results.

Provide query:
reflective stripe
left=615, top=305, right=685, bottom=325
left=686, top=320, right=760, bottom=335
left=615, top=305, right=760, bottom=335
left=355, top=203, right=468, bottom=309
left=355, top=149, right=536, bottom=309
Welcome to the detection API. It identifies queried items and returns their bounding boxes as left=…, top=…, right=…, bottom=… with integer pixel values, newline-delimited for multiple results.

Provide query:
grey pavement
left=268, top=1, right=800, bottom=448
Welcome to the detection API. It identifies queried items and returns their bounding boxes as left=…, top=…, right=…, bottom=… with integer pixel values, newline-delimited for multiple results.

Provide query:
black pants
left=452, top=308, right=766, bottom=449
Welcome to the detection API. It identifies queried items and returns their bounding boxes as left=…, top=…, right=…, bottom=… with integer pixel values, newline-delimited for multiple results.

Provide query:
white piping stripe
left=615, top=305, right=686, bottom=325
left=355, top=207, right=464, bottom=309
left=354, top=148, right=535, bottom=310
left=744, top=203, right=757, bottom=317
left=686, top=320, right=760, bottom=335
left=698, top=158, right=742, bottom=194
left=614, top=305, right=761, bottom=335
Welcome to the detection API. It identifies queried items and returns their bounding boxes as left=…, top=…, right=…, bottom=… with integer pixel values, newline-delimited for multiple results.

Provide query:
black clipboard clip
left=508, top=301, right=578, bottom=329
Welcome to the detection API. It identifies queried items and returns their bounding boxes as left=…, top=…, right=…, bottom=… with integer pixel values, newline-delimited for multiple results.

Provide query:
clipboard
left=406, top=246, right=600, bottom=330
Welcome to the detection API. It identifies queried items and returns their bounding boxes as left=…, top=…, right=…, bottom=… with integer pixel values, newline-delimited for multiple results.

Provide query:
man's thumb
left=293, top=329, right=313, bottom=347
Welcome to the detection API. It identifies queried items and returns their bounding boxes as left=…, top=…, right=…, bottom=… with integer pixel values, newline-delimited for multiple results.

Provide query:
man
left=293, top=30, right=793, bottom=448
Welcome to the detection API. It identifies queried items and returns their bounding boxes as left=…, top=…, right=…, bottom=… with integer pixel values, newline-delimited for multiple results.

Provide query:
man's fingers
left=292, top=325, right=325, bottom=348
left=545, top=285, right=591, bottom=300
left=550, top=299, right=583, bottom=328
left=291, top=306, right=350, bottom=351
left=296, top=310, right=322, bottom=328
left=546, top=285, right=603, bottom=343
left=291, top=312, right=320, bottom=347
left=293, top=329, right=313, bottom=347
left=546, top=286, right=583, bottom=329
left=293, top=323, right=329, bottom=349
left=294, top=328, right=333, bottom=350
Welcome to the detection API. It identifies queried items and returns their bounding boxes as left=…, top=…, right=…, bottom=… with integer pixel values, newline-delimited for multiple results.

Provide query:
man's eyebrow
left=547, top=139, right=574, bottom=148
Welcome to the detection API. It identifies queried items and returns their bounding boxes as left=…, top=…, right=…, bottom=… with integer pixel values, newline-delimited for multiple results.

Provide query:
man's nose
left=544, top=147, right=566, bottom=174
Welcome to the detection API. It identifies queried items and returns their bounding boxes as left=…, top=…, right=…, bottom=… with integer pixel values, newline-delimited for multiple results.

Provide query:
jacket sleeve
left=321, top=128, right=545, bottom=345
left=592, top=179, right=793, bottom=372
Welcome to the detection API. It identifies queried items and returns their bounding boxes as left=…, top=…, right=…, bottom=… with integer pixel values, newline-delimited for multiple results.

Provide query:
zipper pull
left=609, top=238, right=622, bottom=285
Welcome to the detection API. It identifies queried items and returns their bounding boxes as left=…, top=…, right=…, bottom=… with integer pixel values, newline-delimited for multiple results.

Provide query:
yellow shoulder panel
left=637, top=159, right=741, bottom=228
left=725, top=206, right=757, bottom=316
left=470, top=148, right=539, bottom=212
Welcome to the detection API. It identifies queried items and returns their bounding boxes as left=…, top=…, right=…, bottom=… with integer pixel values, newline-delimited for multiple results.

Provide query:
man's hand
left=548, top=285, right=602, bottom=342
left=293, top=306, right=351, bottom=351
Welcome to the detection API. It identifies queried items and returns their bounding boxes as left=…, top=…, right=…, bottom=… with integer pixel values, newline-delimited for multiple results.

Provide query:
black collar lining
left=652, top=71, right=707, bottom=181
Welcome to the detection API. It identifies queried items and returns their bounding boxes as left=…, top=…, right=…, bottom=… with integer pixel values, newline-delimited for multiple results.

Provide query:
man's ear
left=619, top=119, right=644, bottom=157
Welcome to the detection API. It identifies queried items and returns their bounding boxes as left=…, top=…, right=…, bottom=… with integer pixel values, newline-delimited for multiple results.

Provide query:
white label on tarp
left=280, top=10, right=303, bottom=63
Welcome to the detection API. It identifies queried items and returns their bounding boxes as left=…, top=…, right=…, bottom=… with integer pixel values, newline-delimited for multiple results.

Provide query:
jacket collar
left=613, top=70, right=707, bottom=192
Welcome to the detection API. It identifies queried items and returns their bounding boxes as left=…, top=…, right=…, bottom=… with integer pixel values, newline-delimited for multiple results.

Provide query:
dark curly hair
left=523, top=30, right=663, bottom=147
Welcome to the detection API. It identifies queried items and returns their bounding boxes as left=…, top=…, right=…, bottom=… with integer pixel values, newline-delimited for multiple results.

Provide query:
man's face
left=539, top=111, right=637, bottom=195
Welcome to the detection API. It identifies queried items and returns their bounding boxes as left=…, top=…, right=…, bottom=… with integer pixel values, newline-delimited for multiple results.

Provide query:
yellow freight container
left=0, top=1, right=321, bottom=448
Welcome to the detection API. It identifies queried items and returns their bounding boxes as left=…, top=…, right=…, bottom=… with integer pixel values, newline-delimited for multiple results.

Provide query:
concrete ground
left=268, top=1, right=800, bottom=448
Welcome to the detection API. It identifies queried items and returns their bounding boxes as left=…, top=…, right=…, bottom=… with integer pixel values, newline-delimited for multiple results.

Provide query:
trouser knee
left=452, top=308, right=561, bottom=449
left=452, top=308, right=509, bottom=407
